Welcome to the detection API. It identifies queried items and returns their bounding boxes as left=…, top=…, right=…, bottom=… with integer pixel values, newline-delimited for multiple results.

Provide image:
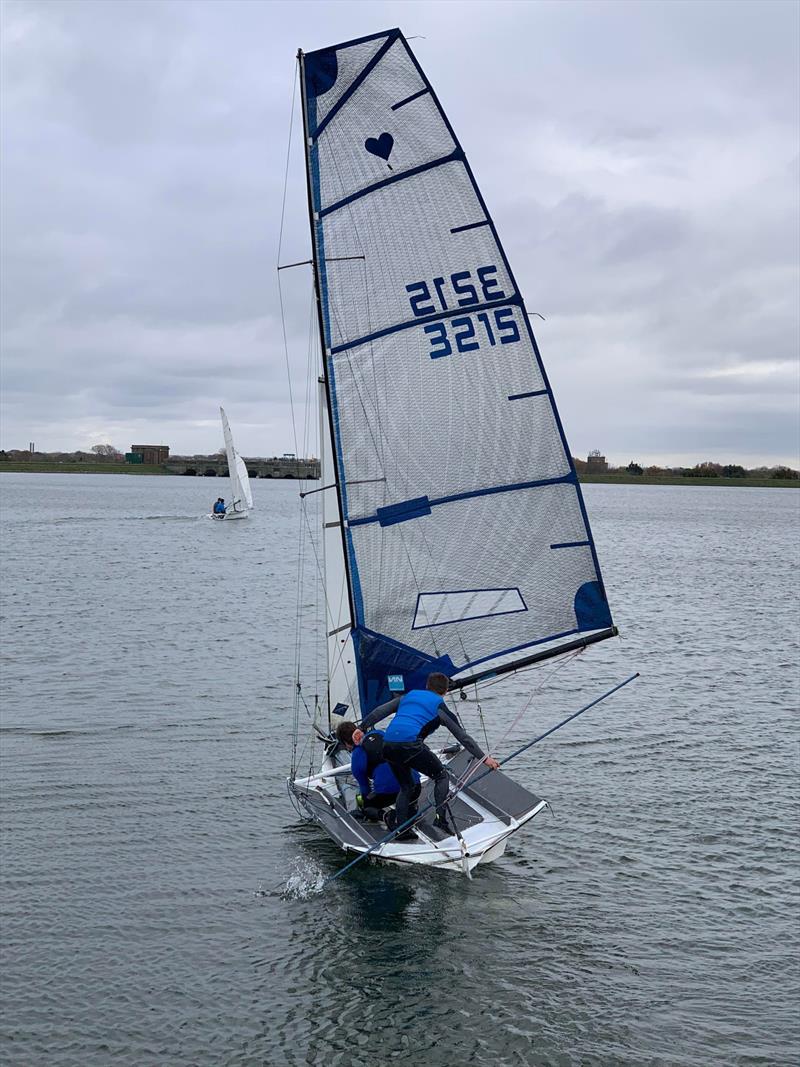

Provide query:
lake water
left=1, top=473, right=798, bottom=1067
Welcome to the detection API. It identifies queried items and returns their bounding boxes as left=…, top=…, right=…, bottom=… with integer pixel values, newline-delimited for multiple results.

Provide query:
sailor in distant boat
left=360, top=673, right=500, bottom=834
left=335, top=721, right=420, bottom=821
left=213, top=498, right=226, bottom=515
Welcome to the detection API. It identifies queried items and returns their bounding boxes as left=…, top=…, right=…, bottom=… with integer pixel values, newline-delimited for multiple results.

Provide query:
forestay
left=299, top=29, right=613, bottom=715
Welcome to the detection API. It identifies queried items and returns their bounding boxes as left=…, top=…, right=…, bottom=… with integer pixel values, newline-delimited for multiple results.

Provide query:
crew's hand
left=483, top=755, right=501, bottom=770
left=355, top=794, right=364, bottom=809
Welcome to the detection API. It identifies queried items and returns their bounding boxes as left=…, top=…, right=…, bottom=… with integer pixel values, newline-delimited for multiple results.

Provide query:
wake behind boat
left=210, top=407, right=254, bottom=520
left=286, top=28, right=620, bottom=877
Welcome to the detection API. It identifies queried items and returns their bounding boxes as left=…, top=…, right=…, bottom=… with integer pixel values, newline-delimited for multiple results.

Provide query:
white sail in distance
left=220, top=407, right=253, bottom=515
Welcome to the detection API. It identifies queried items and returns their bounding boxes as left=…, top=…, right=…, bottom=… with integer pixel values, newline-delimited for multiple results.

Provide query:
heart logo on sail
left=365, top=132, right=394, bottom=161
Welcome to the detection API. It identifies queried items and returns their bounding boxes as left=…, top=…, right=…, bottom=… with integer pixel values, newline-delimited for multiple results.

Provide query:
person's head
left=426, top=672, right=450, bottom=696
left=335, top=721, right=364, bottom=750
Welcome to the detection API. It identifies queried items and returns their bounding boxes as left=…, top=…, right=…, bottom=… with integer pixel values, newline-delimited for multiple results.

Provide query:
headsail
left=299, top=29, right=613, bottom=715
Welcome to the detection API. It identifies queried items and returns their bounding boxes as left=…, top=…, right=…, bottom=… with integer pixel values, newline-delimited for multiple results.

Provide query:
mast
left=297, top=49, right=359, bottom=714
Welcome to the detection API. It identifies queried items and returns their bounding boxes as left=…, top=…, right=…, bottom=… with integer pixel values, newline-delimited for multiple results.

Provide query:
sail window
left=413, top=588, right=528, bottom=630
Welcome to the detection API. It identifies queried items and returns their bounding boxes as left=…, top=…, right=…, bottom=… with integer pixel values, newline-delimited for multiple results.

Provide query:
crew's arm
left=359, top=695, right=401, bottom=732
left=437, top=705, right=499, bottom=768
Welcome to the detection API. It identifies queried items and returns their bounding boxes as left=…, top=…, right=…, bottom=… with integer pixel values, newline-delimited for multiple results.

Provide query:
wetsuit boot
left=384, top=809, right=416, bottom=842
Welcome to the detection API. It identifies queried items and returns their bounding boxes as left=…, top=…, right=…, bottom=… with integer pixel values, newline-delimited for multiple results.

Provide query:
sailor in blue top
left=360, top=672, right=500, bottom=835
left=213, top=497, right=226, bottom=515
left=335, top=721, right=420, bottom=820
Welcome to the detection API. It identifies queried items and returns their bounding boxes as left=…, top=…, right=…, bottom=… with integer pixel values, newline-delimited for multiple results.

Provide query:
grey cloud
left=1, top=0, right=798, bottom=464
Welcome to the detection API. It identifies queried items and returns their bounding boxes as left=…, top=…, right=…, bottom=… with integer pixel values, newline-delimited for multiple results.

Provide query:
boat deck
left=292, top=747, right=544, bottom=854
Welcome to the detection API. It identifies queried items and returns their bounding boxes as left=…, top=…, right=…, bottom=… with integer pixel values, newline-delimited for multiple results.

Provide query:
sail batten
left=318, top=148, right=464, bottom=218
left=300, top=29, right=614, bottom=715
left=348, top=473, right=575, bottom=527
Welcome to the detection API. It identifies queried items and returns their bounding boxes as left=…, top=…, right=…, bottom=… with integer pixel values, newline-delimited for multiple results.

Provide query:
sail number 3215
left=405, top=265, right=520, bottom=359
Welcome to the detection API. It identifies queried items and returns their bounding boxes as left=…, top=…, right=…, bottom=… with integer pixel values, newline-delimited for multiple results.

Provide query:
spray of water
left=283, top=857, right=326, bottom=899
left=255, top=857, right=326, bottom=900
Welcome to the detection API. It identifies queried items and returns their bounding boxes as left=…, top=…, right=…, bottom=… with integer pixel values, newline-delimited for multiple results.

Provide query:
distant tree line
left=572, top=457, right=798, bottom=480
left=1, top=445, right=124, bottom=463
left=2, top=446, right=797, bottom=482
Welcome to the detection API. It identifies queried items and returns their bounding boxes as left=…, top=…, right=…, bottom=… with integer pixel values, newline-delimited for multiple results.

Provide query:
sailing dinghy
left=288, top=29, right=617, bottom=875
left=212, top=407, right=253, bottom=520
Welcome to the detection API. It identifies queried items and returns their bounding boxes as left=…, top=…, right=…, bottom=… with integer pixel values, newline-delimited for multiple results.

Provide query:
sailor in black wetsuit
left=335, top=720, right=420, bottom=820
left=360, top=672, right=500, bottom=835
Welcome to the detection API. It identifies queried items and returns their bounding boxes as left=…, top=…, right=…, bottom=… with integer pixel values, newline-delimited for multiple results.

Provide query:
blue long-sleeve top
left=360, top=693, right=485, bottom=761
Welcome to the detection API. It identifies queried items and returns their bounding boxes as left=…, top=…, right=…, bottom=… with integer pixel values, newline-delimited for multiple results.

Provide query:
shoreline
left=0, top=463, right=797, bottom=489
left=0, top=462, right=170, bottom=476
left=577, top=473, right=798, bottom=489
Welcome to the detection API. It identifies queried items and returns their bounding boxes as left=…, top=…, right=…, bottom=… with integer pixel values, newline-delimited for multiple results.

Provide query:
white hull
left=209, top=509, right=250, bottom=520
left=290, top=747, right=547, bottom=876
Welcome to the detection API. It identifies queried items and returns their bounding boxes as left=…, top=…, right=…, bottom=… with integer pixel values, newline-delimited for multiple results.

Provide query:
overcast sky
left=1, top=0, right=798, bottom=466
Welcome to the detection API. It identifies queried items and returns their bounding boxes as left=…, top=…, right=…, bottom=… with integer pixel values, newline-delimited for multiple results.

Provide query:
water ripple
left=0, top=476, right=798, bottom=1066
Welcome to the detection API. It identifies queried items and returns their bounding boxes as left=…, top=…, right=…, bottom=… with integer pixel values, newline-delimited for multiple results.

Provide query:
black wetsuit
left=350, top=731, right=420, bottom=819
left=360, top=691, right=485, bottom=827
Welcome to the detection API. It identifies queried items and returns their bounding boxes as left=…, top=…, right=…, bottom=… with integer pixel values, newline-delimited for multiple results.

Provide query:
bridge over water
left=165, top=456, right=320, bottom=479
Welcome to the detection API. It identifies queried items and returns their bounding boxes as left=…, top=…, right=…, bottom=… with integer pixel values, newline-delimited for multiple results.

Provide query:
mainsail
left=299, top=29, right=613, bottom=716
left=220, top=407, right=254, bottom=512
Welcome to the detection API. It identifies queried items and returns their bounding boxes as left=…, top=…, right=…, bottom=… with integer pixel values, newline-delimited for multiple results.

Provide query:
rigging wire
left=300, top=501, right=360, bottom=711
left=291, top=408, right=313, bottom=766
left=277, top=60, right=301, bottom=463
left=276, top=60, right=298, bottom=269
left=451, top=647, right=584, bottom=796
left=475, top=690, right=490, bottom=754
left=299, top=279, right=322, bottom=712
left=277, top=60, right=311, bottom=779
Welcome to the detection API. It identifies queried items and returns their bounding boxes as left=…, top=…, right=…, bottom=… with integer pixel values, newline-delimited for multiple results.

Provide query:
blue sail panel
left=301, top=30, right=613, bottom=713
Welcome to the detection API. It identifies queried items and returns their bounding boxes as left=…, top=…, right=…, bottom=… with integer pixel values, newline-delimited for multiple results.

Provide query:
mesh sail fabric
left=302, top=30, right=612, bottom=712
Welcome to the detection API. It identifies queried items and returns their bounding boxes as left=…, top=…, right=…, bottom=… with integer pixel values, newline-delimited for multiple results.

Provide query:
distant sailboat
left=212, top=407, right=253, bottom=520
left=287, top=28, right=618, bottom=874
